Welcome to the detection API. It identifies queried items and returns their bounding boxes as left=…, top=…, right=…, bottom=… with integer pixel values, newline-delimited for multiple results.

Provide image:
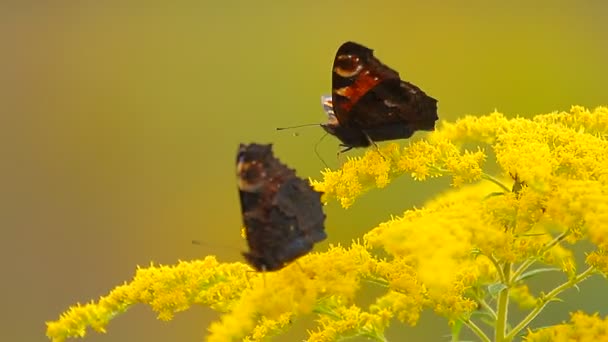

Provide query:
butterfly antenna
left=314, top=132, right=329, bottom=168
left=191, top=239, right=240, bottom=253
left=276, top=123, right=320, bottom=131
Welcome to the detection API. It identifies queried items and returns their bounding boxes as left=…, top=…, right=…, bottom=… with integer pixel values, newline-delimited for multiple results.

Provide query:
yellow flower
left=371, top=258, right=427, bottom=325
left=509, top=284, right=537, bottom=309
left=586, top=249, right=608, bottom=275
left=243, top=313, right=294, bottom=342
left=208, top=243, right=376, bottom=341
left=534, top=105, right=608, bottom=135
left=432, top=110, right=509, bottom=145
left=46, top=257, right=252, bottom=342
left=525, top=311, right=608, bottom=341
left=47, top=106, right=608, bottom=342
left=310, top=146, right=398, bottom=208
left=308, top=297, right=388, bottom=342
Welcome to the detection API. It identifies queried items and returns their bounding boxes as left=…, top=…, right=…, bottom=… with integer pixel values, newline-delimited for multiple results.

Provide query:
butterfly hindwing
left=236, top=143, right=326, bottom=271
left=322, top=41, right=439, bottom=149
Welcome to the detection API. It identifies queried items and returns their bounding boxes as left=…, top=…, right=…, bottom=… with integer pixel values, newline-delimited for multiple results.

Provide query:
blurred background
left=1, top=1, right=607, bottom=341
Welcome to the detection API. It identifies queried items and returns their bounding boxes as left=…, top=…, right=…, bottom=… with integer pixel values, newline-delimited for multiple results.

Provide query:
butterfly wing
left=236, top=143, right=326, bottom=271
left=330, top=41, right=438, bottom=142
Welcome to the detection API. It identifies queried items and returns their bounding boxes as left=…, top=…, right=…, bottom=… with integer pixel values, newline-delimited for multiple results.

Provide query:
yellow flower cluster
left=310, top=140, right=486, bottom=208
left=47, top=106, right=608, bottom=342
left=525, top=311, right=608, bottom=341
left=307, top=297, right=389, bottom=342
left=313, top=106, right=608, bottom=208
left=46, top=257, right=252, bottom=341
left=207, top=243, right=376, bottom=341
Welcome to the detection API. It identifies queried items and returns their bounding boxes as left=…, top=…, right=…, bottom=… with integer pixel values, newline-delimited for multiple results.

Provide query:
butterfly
left=236, top=143, right=326, bottom=271
left=321, top=41, right=439, bottom=153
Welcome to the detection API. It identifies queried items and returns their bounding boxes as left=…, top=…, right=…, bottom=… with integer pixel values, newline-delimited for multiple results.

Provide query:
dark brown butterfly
left=236, top=143, right=326, bottom=271
left=321, top=41, right=439, bottom=153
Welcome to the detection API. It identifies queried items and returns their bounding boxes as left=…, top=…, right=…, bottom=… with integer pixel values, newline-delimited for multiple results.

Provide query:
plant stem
left=511, top=259, right=536, bottom=284
left=463, top=319, right=492, bottom=342
left=428, top=166, right=511, bottom=192
left=495, top=262, right=511, bottom=342
left=481, top=173, right=511, bottom=193
left=477, top=298, right=498, bottom=320
left=505, top=266, right=597, bottom=340
left=428, top=162, right=513, bottom=194
left=511, top=230, right=570, bottom=281
left=488, top=254, right=506, bottom=284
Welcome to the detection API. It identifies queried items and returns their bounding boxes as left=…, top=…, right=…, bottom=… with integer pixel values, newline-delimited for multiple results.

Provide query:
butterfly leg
left=336, top=144, right=353, bottom=163
left=362, top=131, right=387, bottom=160
left=338, top=144, right=354, bottom=154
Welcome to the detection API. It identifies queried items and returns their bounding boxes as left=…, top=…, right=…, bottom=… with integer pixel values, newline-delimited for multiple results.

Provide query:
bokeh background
left=2, top=1, right=607, bottom=341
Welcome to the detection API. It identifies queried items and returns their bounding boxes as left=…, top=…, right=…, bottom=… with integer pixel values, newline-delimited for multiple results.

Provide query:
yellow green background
left=2, top=1, right=607, bottom=341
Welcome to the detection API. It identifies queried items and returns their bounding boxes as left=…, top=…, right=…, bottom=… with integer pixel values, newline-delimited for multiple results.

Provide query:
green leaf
left=488, top=283, right=507, bottom=298
left=515, top=267, right=561, bottom=282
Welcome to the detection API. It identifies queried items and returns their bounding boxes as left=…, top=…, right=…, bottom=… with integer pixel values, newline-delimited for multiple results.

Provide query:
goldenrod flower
left=205, top=243, right=378, bottom=341
left=46, top=257, right=252, bottom=341
left=47, top=106, right=608, bottom=342
left=525, top=311, right=608, bottom=341
left=307, top=297, right=389, bottom=342
left=509, top=284, right=537, bottom=310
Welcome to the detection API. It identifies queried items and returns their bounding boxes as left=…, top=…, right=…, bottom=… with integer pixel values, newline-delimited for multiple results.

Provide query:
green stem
left=428, top=165, right=510, bottom=192
left=511, top=230, right=570, bottom=281
left=487, top=254, right=506, bottom=284
left=511, top=259, right=536, bottom=284
left=477, top=298, right=498, bottom=320
left=481, top=173, right=511, bottom=193
left=463, top=319, right=492, bottom=342
left=360, top=330, right=388, bottom=342
left=505, top=266, right=597, bottom=340
left=364, top=276, right=390, bottom=288
left=495, top=263, right=511, bottom=342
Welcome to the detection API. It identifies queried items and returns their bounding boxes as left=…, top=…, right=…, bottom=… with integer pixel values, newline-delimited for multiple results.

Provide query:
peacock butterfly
left=321, top=41, right=439, bottom=153
left=236, top=143, right=326, bottom=271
